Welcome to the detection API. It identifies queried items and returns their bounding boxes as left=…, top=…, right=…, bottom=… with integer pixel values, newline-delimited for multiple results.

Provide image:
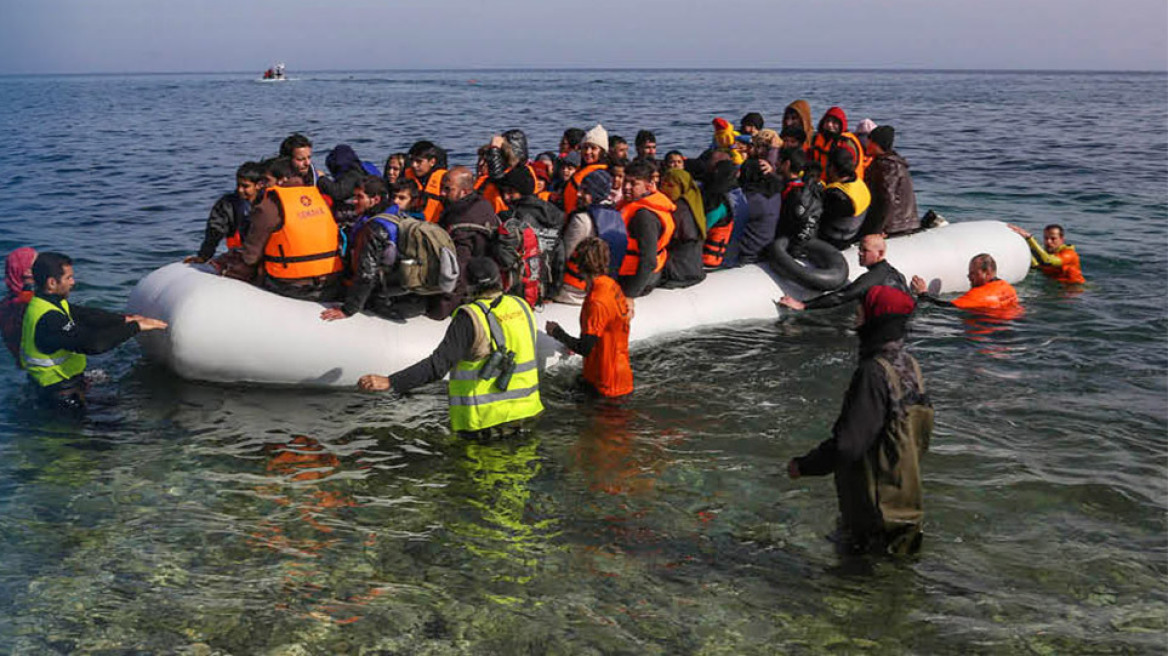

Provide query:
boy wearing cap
left=788, top=285, right=933, bottom=556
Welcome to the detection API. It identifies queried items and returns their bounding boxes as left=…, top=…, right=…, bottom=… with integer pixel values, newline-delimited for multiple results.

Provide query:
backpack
left=588, top=205, right=629, bottom=277
left=500, top=205, right=566, bottom=299
left=492, top=217, right=543, bottom=306
left=375, top=213, right=458, bottom=295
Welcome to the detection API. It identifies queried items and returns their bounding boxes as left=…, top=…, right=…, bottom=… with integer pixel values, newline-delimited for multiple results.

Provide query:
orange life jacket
left=618, top=192, right=675, bottom=276
left=262, top=186, right=343, bottom=280
left=702, top=221, right=733, bottom=268
left=1041, top=246, right=1085, bottom=284
left=811, top=131, right=867, bottom=181
left=475, top=175, right=508, bottom=214
left=952, top=279, right=1020, bottom=311
left=563, top=163, right=606, bottom=213
left=405, top=168, right=447, bottom=223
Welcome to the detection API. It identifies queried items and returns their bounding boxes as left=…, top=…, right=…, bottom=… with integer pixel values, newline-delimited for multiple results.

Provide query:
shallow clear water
left=0, top=70, right=1164, bottom=654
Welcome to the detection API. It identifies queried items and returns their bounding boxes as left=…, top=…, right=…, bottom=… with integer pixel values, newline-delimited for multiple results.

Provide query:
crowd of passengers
left=190, top=101, right=924, bottom=321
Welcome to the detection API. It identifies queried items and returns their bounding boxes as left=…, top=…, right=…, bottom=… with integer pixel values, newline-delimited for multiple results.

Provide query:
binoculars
left=479, top=348, right=518, bottom=391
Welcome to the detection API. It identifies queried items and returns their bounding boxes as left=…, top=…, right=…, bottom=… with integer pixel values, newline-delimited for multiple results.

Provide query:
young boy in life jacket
left=185, top=161, right=264, bottom=263
left=1008, top=223, right=1086, bottom=284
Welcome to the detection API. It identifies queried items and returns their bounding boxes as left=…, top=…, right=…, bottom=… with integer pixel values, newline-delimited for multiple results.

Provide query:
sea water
left=0, top=69, right=1164, bottom=654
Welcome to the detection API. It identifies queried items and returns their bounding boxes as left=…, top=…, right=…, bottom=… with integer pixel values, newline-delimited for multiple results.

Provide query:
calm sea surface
left=0, top=70, right=1164, bottom=654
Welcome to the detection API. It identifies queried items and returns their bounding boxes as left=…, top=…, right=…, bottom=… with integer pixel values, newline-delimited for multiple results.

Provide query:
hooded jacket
left=319, top=145, right=371, bottom=205
left=785, top=100, right=814, bottom=150
left=862, top=151, right=920, bottom=237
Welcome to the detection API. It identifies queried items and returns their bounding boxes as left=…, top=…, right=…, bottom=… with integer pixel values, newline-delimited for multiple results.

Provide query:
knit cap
left=854, top=118, right=878, bottom=136
left=580, top=169, right=613, bottom=204
left=869, top=125, right=895, bottom=151
left=582, top=124, right=608, bottom=152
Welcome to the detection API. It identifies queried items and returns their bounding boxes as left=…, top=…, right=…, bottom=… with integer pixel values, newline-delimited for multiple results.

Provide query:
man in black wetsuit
left=20, top=252, right=167, bottom=410
left=777, top=234, right=909, bottom=312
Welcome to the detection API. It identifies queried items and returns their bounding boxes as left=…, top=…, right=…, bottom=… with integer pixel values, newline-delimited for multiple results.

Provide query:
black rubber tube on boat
left=766, top=237, right=850, bottom=291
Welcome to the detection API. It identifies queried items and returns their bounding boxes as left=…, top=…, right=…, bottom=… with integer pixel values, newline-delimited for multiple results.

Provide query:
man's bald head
left=441, top=166, right=475, bottom=203
left=858, top=234, right=887, bottom=267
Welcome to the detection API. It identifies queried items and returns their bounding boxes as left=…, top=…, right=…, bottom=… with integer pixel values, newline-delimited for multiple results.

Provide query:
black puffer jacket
left=862, top=152, right=920, bottom=237
left=775, top=176, right=823, bottom=256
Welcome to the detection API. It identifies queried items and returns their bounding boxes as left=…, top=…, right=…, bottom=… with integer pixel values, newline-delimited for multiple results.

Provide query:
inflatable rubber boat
left=128, top=221, right=1029, bottom=388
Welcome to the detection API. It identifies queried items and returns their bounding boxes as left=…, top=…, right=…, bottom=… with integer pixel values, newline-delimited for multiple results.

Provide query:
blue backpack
left=588, top=204, right=628, bottom=277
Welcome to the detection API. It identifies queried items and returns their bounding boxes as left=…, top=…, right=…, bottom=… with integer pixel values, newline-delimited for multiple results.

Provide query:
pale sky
left=0, top=0, right=1165, bottom=74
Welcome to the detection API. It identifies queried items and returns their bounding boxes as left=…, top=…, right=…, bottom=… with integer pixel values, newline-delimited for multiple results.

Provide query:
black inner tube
left=767, top=237, right=850, bottom=291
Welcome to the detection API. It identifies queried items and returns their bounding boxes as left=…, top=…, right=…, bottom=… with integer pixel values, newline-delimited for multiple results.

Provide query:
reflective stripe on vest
left=263, top=186, right=343, bottom=280
left=447, top=295, right=543, bottom=433
left=618, top=192, right=675, bottom=276
left=407, top=168, right=447, bottom=223
left=20, top=296, right=87, bottom=387
left=563, top=163, right=606, bottom=213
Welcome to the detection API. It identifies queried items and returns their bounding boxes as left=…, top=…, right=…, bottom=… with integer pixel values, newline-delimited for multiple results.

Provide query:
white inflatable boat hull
left=128, top=221, right=1029, bottom=387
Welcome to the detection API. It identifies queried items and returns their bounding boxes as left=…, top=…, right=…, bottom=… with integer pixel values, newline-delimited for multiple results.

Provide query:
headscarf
left=5, top=247, right=36, bottom=299
left=660, top=168, right=707, bottom=236
left=785, top=100, right=814, bottom=149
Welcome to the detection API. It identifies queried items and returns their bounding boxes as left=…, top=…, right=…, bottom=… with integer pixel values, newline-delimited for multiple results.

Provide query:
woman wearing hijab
left=658, top=168, right=706, bottom=288
left=1, top=247, right=37, bottom=362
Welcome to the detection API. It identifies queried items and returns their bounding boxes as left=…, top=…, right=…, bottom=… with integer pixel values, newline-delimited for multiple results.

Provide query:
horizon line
left=1, top=65, right=1165, bottom=78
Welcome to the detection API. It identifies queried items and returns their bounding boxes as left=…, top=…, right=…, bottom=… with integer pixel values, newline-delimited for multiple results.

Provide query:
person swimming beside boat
left=186, top=161, right=264, bottom=264
left=778, top=235, right=910, bottom=312
left=547, top=237, right=634, bottom=398
left=212, top=165, right=344, bottom=303
left=1, top=247, right=37, bottom=363
left=20, top=252, right=167, bottom=411
left=1008, top=223, right=1085, bottom=284
left=358, top=257, right=543, bottom=440
left=911, top=253, right=1021, bottom=312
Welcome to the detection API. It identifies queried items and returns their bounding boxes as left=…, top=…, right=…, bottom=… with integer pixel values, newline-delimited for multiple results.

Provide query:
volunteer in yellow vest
left=1009, top=223, right=1086, bottom=285
left=213, top=158, right=344, bottom=302
left=818, top=146, right=871, bottom=250
left=618, top=159, right=676, bottom=298
left=21, top=252, right=167, bottom=410
left=562, top=124, right=609, bottom=213
left=358, top=257, right=543, bottom=438
left=404, top=140, right=448, bottom=223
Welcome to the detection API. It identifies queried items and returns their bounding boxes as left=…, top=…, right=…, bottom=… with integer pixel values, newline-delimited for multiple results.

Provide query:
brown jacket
left=862, top=152, right=920, bottom=237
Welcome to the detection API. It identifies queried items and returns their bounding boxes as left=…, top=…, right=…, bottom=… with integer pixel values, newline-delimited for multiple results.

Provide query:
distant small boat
left=260, top=63, right=288, bottom=82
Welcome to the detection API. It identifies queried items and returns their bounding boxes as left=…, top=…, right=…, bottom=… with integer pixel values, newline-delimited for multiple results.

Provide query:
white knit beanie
left=582, top=124, right=608, bottom=152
